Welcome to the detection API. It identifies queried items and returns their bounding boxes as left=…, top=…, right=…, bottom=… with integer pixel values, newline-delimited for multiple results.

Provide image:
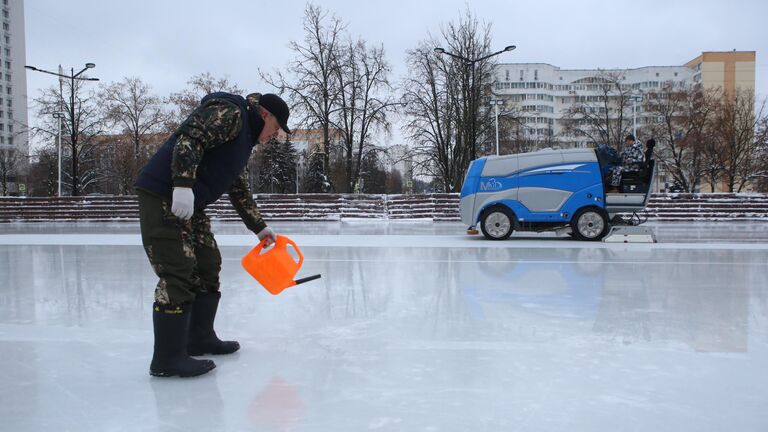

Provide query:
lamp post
left=52, top=112, right=65, bottom=197
left=433, top=45, right=516, bottom=160
left=25, top=63, right=99, bottom=196
left=488, top=99, right=505, bottom=156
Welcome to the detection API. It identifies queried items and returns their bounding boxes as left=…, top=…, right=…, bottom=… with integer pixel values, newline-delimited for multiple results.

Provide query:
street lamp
left=52, top=112, right=65, bottom=197
left=434, top=45, right=516, bottom=160
left=488, top=99, right=505, bottom=156
left=25, top=63, right=99, bottom=196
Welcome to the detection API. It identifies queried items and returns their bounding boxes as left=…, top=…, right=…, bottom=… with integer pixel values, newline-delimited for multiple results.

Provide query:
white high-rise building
left=491, top=51, right=755, bottom=149
left=491, top=63, right=693, bottom=148
left=1, top=0, right=28, bottom=195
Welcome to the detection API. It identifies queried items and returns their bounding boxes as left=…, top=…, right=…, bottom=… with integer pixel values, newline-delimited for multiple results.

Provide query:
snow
left=1, top=221, right=768, bottom=431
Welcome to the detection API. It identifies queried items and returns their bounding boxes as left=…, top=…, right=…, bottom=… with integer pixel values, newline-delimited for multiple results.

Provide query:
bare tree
left=402, top=42, right=459, bottom=192
left=33, top=76, right=105, bottom=196
left=0, top=147, right=20, bottom=195
left=708, top=89, right=766, bottom=192
left=101, top=77, right=168, bottom=159
left=754, top=115, right=768, bottom=192
left=166, top=72, right=244, bottom=132
left=99, top=77, right=168, bottom=194
left=402, top=10, right=495, bottom=192
left=700, top=136, right=726, bottom=192
left=26, top=146, right=58, bottom=196
left=643, top=84, right=717, bottom=192
left=261, top=3, right=345, bottom=184
left=331, top=39, right=396, bottom=192
left=441, top=10, right=498, bottom=161
left=560, top=71, right=633, bottom=148
left=492, top=104, right=556, bottom=155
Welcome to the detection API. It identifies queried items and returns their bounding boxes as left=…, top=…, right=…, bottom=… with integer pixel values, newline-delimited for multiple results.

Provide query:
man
left=134, top=92, right=290, bottom=377
left=608, top=134, right=645, bottom=191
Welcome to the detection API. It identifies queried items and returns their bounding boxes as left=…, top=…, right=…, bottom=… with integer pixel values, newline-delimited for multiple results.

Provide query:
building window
left=2, top=10, right=7, bottom=18
left=2, top=23, right=7, bottom=31
left=505, top=69, right=509, bottom=81
left=534, top=69, right=538, bottom=81
left=5, top=86, right=10, bottom=95
left=4, top=61, right=9, bottom=70
left=7, top=124, right=11, bottom=133
left=520, top=70, right=524, bottom=80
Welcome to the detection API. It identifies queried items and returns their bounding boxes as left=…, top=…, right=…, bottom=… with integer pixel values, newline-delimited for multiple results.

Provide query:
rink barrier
left=0, top=193, right=767, bottom=223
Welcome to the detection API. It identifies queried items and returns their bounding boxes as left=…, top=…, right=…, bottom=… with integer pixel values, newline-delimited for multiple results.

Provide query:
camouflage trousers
left=137, top=189, right=222, bottom=305
left=609, top=164, right=642, bottom=187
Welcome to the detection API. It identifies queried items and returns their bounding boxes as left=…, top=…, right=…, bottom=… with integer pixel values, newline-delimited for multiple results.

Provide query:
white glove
left=171, top=187, right=194, bottom=220
left=257, top=226, right=277, bottom=247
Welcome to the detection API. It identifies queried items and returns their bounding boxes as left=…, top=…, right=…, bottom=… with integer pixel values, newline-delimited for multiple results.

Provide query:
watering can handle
left=282, top=236, right=304, bottom=269
left=254, top=236, right=269, bottom=254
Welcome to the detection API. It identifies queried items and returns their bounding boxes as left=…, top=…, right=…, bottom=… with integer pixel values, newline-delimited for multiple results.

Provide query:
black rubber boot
left=150, top=303, right=216, bottom=377
left=187, top=291, right=240, bottom=356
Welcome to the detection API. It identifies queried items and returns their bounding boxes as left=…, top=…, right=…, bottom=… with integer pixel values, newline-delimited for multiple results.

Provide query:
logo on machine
left=479, top=178, right=503, bottom=191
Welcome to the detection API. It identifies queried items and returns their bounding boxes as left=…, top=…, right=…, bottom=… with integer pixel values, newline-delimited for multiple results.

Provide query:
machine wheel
left=480, top=205, right=516, bottom=240
left=571, top=207, right=610, bottom=241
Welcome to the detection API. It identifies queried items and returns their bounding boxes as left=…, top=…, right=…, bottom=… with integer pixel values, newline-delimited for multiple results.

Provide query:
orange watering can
left=241, top=235, right=321, bottom=295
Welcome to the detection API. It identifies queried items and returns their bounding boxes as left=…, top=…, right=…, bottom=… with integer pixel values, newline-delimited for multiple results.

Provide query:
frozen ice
left=1, top=221, right=767, bottom=431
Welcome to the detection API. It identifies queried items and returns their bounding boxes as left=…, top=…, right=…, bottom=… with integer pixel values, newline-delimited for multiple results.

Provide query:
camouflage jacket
left=619, top=140, right=645, bottom=168
left=171, top=99, right=266, bottom=234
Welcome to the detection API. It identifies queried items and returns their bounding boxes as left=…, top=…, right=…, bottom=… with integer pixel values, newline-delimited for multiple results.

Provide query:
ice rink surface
left=1, top=221, right=767, bottom=432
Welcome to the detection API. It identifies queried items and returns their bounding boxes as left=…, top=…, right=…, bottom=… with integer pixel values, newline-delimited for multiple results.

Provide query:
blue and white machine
left=459, top=148, right=655, bottom=241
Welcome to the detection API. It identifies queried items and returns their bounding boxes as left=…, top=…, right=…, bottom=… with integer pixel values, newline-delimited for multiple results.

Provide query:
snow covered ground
left=1, top=221, right=767, bottom=431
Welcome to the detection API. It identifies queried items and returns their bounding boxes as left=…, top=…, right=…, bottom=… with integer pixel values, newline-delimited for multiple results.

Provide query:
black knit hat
left=258, top=93, right=291, bottom=134
left=625, top=134, right=636, bottom=141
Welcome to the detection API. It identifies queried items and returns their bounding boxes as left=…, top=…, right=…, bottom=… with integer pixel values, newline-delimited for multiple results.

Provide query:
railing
left=1, top=193, right=767, bottom=223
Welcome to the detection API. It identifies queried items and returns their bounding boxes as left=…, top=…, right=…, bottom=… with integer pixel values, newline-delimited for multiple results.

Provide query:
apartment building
left=492, top=51, right=755, bottom=148
left=1, top=0, right=28, bottom=195
left=491, top=51, right=757, bottom=192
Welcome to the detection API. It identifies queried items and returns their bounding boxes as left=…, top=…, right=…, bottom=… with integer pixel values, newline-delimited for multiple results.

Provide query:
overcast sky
left=23, top=0, right=768, bottom=144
